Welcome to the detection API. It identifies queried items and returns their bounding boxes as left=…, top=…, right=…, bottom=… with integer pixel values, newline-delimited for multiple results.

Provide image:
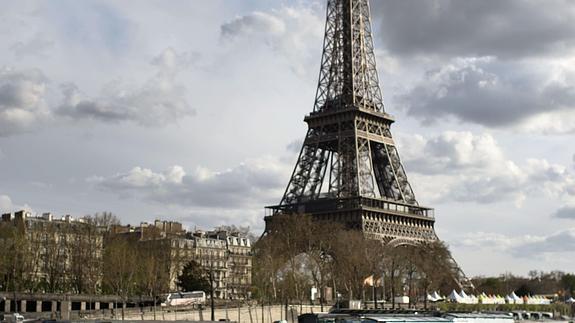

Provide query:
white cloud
left=399, top=131, right=574, bottom=205
left=221, top=12, right=286, bottom=38
left=0, top=195, right=14, bottom=213
left=0, top=67, right=51, bottom=136
left=399, top=131, right=504, bottom=174
left=220, top=6, right=323, bottom=76
left=90, top=156, right=290, bottom=209
left=456, top=231, right=542, bottom=250
left=0, top=194, right=33, bottom=214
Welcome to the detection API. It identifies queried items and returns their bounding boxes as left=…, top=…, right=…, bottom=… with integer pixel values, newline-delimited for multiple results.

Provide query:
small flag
left=364, top=275, right=374, bottom=286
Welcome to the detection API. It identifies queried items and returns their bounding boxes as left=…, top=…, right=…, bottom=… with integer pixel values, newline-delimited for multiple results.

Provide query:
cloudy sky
left=1, top=0, right=575, bottom=276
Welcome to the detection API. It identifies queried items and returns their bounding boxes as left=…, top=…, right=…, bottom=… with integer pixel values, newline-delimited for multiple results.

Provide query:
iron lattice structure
left=265, top=0, right=473, bottom=290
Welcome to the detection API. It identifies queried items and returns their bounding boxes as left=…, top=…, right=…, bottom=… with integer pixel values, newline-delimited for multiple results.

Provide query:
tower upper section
left=313, top=0, right=385, bottom=115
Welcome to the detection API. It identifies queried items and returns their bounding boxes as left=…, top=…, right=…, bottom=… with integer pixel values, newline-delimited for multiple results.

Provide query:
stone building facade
left=108, top=222, right=253, bottom=299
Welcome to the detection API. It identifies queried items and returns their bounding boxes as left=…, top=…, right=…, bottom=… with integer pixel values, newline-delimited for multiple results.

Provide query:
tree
left=102, top=236, right=138, bottom=320
left=135, top=240, right=170, bottom=320
left=413, top=241, right=455, bottom=308
left=0, top=220, right=34, bottom=311
left=69, top=222, right=103, bottom=295
left=176, top=260, right=210, bottom=292
left=86, top=212, right=121, bottom=230
left=562, top=274, right=575, bottom=297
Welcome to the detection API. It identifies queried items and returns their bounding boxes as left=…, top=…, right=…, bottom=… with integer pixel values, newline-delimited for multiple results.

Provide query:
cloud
left=454, top=229, right=575, bottom=258
left=399, top=131, right=504, bottom=175
left=221, top=12, right=286, bottom=38
left=372, top=0, right=575, bottom=59
left=220, top=6, right=323, bottom=76
left=553, top=206, right=575, bottom=219
left=90, top=156, right=289, bottom=209
left=399, top=131, right=574, bottom=205
left=0, top=67, right=51, bottom=136
left=0, top=194, right=33, bottom=214
left=56, top=48, right=195, bottom=126
left=1, top=48, right=196, bottom=135
left=456, top=231, right=541, bottom=250
left=11, top=33, right=54, bottom=58
left=398, top=57, right=575, bottom=132
left=286, top=139, right=302, bottom=153
left=511, top=228, right=575, bottom=256
left=0, top=195, right=14, bottom=213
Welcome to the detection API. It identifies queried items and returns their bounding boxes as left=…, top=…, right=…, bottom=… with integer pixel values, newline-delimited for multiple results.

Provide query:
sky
left=1, top=0, right=575, bottom=277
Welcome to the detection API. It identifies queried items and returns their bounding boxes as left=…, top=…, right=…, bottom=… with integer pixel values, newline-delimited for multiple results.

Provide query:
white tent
left=427, top=293, right=436, bottom=302
left=566, top=297, right=575, bottom=304
left=448, top=290, right=463, bottom=303
left=469, top=294, right=479, bottom=304
left=432, top=291, right=443, bottom=301
left=512, top=292, right=523, bottom=303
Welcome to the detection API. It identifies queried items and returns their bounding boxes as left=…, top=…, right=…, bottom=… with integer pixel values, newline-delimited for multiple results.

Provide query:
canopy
left=432, top=291, right=442, bottom=300
left=567, top=297, right=575, bottom=304
left=448, top=290, right=462, bottom=302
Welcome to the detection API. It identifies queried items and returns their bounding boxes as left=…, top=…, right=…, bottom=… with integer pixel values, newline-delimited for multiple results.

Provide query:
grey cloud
left=11, top=33, right=54, bottom=58
left=398, top=58, right=575, bottom=129
left=0, top=67, right=50, bottom=136
left=511, top=229, right=575, bottom=257
left=56, top=48, right=195, bottom=126
left=372, top=0, right=575, bottom=59
left=455, top=230, right=575, bottom=258
left=1, top=48, right=195, bottom=134
left=286, top=139, right=302, bottom=153
left=553, top=206, right=575, bottom=219
left=91, top=157, right=288, bottom=209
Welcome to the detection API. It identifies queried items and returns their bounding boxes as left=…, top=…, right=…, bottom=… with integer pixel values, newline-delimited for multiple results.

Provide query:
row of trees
left=0, top=213, right=172, bottom=300
left=252, top=214, right=458, bottom=308
left=0, top=213, right=115, bottom=294
left=473, top=271, right=575, bottom=298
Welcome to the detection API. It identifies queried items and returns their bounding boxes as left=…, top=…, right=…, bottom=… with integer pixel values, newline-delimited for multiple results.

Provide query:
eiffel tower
left=265, top=0, right=473, bottom=290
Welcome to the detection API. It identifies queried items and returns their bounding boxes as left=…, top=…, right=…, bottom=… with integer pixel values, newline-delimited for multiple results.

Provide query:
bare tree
left=103, top=236, right=138, bottom=320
